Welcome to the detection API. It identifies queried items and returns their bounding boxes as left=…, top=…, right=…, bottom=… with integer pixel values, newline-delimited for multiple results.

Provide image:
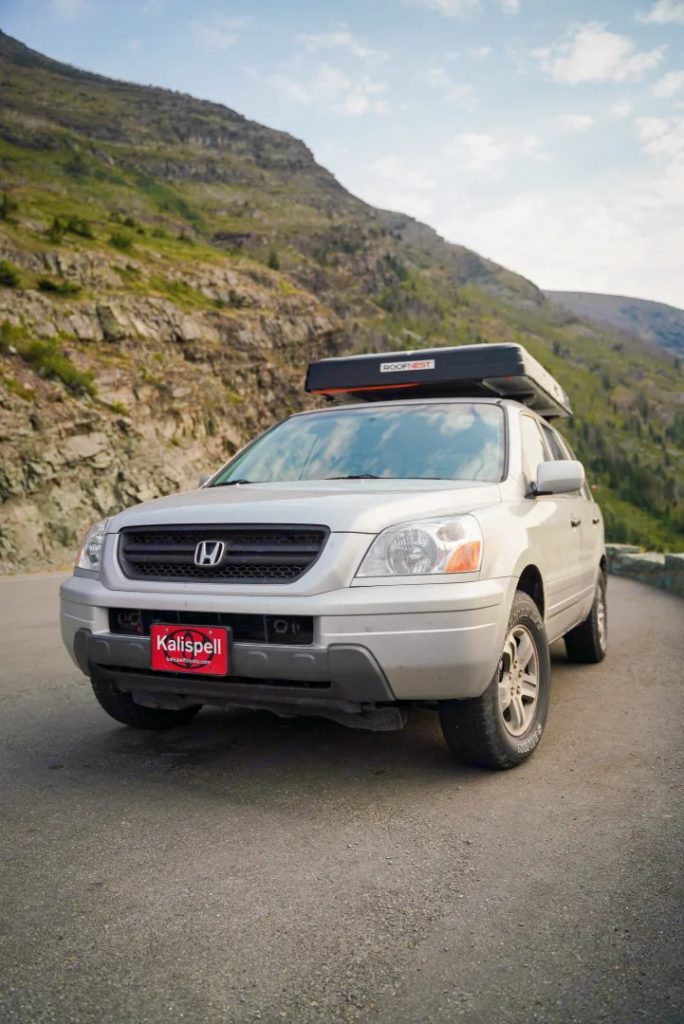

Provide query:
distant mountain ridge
left=0, top=28, right=682, bottom=569
left=545, top=291, right=684, bottom=358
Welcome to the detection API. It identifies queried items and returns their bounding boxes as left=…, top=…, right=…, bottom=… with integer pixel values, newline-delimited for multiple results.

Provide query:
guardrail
left=606, top=544, right=684, bottom=598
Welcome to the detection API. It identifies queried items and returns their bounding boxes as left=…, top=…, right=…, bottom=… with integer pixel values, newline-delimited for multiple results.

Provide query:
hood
left=107, top=479, right=502, bottom=535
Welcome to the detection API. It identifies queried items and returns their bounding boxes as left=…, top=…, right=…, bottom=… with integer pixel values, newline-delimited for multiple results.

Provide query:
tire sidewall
left=489, top=595, right=551, bottom=762
left=595, top=573, right=608, bottom=656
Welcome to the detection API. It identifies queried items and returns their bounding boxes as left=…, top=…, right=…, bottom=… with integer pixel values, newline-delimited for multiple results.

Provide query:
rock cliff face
left=0, top=29, right=683, bottom=568
left=0, top=238, right=341, bottom=571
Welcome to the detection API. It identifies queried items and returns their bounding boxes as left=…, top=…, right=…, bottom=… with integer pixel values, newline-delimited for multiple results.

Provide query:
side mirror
left=535, top=460, right=584, bottom=495
left=198, top=473, right=212, bottom=488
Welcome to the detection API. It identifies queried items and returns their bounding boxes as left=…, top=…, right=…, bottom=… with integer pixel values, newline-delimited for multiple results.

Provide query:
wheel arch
left=516, top=563, right=545, bottom=619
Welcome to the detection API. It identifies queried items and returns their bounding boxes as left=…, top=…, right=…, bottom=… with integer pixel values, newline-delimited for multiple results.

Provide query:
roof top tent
left=305, top=343, right=572, bottom=420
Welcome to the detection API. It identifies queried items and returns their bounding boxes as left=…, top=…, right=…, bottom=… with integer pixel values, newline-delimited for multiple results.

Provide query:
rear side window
left=541, top=423, right=567, bottom=461
left=520, top=416, right=549, bottom=483
left=552, top=428, right=592, bottom=499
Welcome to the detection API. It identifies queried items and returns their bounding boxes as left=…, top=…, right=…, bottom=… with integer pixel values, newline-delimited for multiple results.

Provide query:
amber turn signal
left=445, top=540, right=482, bottom=574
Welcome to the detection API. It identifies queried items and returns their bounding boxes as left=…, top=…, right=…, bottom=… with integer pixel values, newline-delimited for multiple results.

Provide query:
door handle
left=592, top=516, right=600, bottom=525
left=570, top=516, right=581, bottom=528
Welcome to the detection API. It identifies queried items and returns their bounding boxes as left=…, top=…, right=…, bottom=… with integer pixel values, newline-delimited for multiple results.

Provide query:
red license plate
left=150, top=624, right=229, bottom=676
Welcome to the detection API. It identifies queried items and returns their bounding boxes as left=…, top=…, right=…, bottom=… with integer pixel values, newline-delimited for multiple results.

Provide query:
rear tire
left=91, top=674, right=202, bottom=730
left=439, top=591, right=551, bottom=770
left=564, top=574, right=607, bottom=664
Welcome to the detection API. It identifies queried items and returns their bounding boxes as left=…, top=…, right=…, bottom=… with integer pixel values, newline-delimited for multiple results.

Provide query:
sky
left=2, top=0, right=683, bottom=307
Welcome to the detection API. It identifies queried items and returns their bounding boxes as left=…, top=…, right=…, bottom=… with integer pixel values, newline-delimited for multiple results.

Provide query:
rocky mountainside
left=0, top=29, right=682, bottom=570
left=545, top=291, right=684, bottom=358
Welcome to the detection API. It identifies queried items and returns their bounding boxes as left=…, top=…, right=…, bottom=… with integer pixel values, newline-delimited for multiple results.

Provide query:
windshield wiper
left=327, top=473, right=381, bottom=480
left=210, top=478, right=256, bottom=487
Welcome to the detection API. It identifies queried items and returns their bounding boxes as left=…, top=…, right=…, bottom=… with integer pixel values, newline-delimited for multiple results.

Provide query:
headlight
left=75, top=520, right=108, bottom=573
left=356, top=515, right=483, bottom=578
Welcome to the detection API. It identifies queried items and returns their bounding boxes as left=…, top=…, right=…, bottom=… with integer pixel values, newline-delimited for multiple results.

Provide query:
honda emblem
left=194, top=540, right=225, bottom=567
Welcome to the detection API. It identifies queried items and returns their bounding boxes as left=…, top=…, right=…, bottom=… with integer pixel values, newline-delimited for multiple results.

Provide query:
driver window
left=520, top=416, right=549, bottom=485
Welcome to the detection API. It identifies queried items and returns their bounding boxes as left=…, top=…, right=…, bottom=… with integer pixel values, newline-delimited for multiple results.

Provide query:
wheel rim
left=596, top=587, right=607, bottom=651
left=497, top=624, right=539, bottom=738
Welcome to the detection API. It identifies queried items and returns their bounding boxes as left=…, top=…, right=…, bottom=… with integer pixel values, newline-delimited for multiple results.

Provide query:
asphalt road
left=0, top=573, right=682, bottom=1024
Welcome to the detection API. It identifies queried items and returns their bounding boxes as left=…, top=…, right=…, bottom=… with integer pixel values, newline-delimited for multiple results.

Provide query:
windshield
left=211, top=402, right=505, bottom=485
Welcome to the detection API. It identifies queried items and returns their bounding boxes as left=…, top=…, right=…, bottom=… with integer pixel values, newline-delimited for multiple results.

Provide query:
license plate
left=150, top=624, right=229, bottom=676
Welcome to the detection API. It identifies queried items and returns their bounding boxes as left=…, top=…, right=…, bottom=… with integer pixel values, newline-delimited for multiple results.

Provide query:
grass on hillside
left=0, top=321, right=96, bottom=396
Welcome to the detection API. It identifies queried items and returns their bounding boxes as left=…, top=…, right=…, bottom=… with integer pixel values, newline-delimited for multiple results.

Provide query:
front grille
left=118, top=525, right=329, bottom=584
left=108, top=608, right=314, bottom=646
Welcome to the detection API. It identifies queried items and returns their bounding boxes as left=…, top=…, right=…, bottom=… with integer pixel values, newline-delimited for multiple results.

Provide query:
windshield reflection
left=212, top=403, right=505, bottom=485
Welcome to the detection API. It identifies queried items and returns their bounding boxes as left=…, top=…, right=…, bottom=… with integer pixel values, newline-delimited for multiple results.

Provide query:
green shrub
left=2, top=373, right=34, bottom=401
left=149, top=275, right=207, bottom=307
left=0, top=321, right=95, bottom=397
left=267, top=248, right=280, bottom=270
left=66, top=216, right=94, bottom=239
left=47, top=216, right=66, bottom=243
left=114, top=263, right=141, bottom=282
left=64, top=153, right=88, bottom=177
left=47, top=214, right=94, bottom=242
left=109, top=231, right=134, bottom=251
left=110, top=212, right=139, bottom=229
left=37, top=277, right=81, bottom=297
left=26, top=340, right=96, bottom=395
left=0, top=260, right=20, bottom=287
left=0, top=191, right=18, bottom=222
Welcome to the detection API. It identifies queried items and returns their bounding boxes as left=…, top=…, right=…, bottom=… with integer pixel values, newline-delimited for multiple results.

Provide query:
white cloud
left=469, top=46, right=493, bottom=58
left=634, top=117, right=684, bottom=208
left=191, top=16, right=251, bottom=51
left=297, top=27, right=386, bottom=62
left=269, top=64, right=388, bottom=117
left=51, top=0, right=87, bottom=17
left=355, top=155, right=437, bottom=219
left=558, top=113, right=595, bottom=131
left=405, top=0, right=519, bottom=16
left=424, top=65, right=451, bottom=89
left=610, top=100, right=633, bottom=118
left=407, top=0, right=480, bottom=14
left=652, top=70, right=684, bottom=98
left=445, top=84, right=478, bottom=108
left=443, top=129, right=547, bottom=171
left=441, top=184, right=683, bottom=305
left=636, top=115, right=684, bottom=158
left=447, top=133, right=508, bottom=170
left=422, top=66, right=477, bottom=108
left=534, top=23, right=664, bottom=83
left=372, top=154, right=436, bottom=190
left=129, top=38, right=141, bottom=50
left=519, top=133, right=549, bottom=159
left=639, top=0, right=684, bottom=24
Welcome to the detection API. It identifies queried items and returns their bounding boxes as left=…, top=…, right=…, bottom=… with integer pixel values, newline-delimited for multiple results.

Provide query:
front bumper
left=60, top=573, right=514, bottom=704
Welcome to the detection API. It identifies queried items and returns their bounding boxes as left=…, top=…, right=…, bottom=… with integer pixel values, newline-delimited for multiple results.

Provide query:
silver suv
left=60, top=344, right=607, bottom=769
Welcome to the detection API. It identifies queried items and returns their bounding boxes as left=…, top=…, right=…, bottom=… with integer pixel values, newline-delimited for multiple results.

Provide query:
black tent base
left=305, top=343, right=572, bottom=420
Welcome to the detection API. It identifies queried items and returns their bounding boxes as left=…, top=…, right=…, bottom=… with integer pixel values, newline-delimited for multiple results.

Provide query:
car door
left=549, top=425, right=603, bottom=608
left=520, top=414, right=585, bottom=639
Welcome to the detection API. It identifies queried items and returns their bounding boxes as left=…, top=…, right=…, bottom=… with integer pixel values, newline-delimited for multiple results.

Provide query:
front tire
left=564, top=574, right=607, bottom=664
left=439, top=591, right=551, bottom=770
left=91, top=674, right=202, bottom=730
